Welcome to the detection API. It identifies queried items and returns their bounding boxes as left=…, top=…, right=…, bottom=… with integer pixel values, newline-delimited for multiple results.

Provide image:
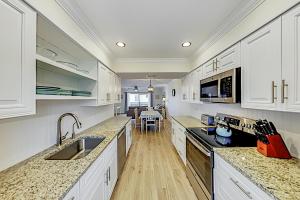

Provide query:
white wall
left=0, top=101, right=113, bottom=171
left=114, top=58, right=190, bottom=73
left=166, top=80, right=300, bottom=158
left=191, top=0, right=300, bottom=69
left=166, top=79, right=192, bottom=117
left=153, top=87, right=165, bottom=107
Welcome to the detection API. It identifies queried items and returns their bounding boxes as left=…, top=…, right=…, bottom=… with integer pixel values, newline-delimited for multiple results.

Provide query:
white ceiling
left=59, top=0, right=250, bottom=59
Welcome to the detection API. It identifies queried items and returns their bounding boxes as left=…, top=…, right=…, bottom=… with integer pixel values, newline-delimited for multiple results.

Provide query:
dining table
left=140, top=110, right=163, bottom=132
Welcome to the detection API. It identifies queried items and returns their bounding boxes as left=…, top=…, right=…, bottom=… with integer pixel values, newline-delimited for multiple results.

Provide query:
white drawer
left=214, top=154, right=273, bottom=200
left=176, top=124, right=185, bottom=134
left=63, top=182, right=80, bottom=200
left=176, top=128, right=186, bottom=141
left=175, top=131, right=186, bottom=165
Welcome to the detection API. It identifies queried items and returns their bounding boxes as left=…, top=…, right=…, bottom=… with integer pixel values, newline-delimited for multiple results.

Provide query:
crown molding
left=55, top=0, right=113, bottom=56
left=190, top=0, right=265, bottom=62
left=114, top=57, right=189, bottom=64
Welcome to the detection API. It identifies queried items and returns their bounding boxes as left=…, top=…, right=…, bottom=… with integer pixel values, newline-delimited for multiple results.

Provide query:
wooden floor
left=111, top=120, right=198, bottom=200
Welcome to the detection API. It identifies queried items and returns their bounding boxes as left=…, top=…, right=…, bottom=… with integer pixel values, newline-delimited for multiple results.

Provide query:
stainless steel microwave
left=200, top=68, right=241, bottom=103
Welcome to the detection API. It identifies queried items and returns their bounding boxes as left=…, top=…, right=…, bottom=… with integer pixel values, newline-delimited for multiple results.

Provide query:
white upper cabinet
left=108, top=70, right=114, bottom=103
left=0, top=0, right=36, bottom=119
left=181, top=76, right=190, bottom=102
left=98, top=63, right=109, bottom=105
left=282, top=5, right=300, bottom=112
left=189, top=71, right=196, bottom=102
left=202, top=58, right=215, bottom=78
left=241, top=18, right=282, bottom=110
left=97, top=62, right=121, bottom=106
left=113, top=74, right=121, bottom=104
left=203, top=43, right=241, bottom=80
left=216, top=43, right=241, bottom=73
left=190, top=67, right=202, bottom=103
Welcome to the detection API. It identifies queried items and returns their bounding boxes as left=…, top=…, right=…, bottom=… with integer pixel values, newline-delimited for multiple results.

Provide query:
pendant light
left=148, top=79, right=154, bottom=92
left=134, top=86, right=138, bottom=92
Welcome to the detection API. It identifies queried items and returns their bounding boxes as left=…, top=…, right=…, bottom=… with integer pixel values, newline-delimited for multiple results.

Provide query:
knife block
left=257, top=134, right=292, bottom=159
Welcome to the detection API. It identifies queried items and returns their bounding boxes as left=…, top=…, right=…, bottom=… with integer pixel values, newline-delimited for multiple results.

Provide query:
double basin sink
left=46, top=136, right=106, bottom=160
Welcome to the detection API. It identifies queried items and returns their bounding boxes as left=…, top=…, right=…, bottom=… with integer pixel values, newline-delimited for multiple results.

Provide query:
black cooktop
left=187, top=127, right=257, bottom=151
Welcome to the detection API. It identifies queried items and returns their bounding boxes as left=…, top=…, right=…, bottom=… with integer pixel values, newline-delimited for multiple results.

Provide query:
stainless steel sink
left=46, top=136, right=106, bottom=160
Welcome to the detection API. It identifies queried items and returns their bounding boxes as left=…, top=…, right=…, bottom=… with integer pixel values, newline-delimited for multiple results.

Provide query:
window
left=127, top=93, right=150, bottom=109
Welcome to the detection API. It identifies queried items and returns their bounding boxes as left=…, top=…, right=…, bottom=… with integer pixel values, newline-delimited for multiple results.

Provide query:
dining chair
left=145, top=115, right=156, bottom=133
left=134, top=108, right=141, bottom=129
left=147, top=107, right=154, bottom=111
left=160, top=108, right=166, bottom=128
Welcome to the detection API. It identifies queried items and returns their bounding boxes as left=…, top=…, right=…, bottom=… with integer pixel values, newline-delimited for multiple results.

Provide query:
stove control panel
left=215, top=113, right=256, bottom=135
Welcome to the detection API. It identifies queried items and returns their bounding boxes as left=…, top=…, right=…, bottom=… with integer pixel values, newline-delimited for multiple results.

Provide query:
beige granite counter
left=214, top=148, right=300, bottom=200
left=172, top=115, right=212, bottom=128
left=0, top=116, right=131, bottom=200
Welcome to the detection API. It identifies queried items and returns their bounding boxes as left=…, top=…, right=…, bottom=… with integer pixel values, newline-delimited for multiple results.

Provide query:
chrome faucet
left=57, top=113, right=82, bottom=146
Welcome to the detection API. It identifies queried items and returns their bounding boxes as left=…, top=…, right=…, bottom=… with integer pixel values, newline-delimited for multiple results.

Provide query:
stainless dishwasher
left=117, top=127, right=126, bottom=177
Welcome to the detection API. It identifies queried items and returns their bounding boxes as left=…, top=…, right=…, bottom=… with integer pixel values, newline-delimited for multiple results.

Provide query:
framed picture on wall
left=172, top=89, right=176, bottom=96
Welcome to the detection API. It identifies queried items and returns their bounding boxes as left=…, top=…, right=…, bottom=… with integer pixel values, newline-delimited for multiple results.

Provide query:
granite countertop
left=214, top=148, right=300, bottom=200
left=0, top=116, right=131, bottom=200
left=172, top=115, right=212, bottom=128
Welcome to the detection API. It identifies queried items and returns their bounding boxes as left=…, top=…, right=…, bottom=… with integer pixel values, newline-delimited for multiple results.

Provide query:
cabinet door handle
left=212, top=60, right=216, bottom=71
left=215, top=58, right=219, bottom=70
left=281, top=80, right=288, bottom=103
left=105, top=170, right=109, bottom=185
left=272, top=81, right=278, bottom=103
left=230, top=178, right=253, bottom=199
left=108, top=167, right=111, bottom=181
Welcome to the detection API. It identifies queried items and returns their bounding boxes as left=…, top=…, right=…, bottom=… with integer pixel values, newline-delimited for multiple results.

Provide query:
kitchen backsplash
left=0, top=101, right=114, bottom=171
left=189, top=103, right=300, bottom=158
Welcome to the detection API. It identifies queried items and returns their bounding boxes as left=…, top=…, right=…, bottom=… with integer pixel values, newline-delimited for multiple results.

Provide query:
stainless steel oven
left=186, top=132, right=213, bottom=200
left=117, top=127, right=126, bottom=177
left=200, top=68, right=241, bottom=103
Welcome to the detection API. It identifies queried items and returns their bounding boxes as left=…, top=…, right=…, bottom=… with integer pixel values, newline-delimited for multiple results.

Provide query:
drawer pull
left=230, top=177, right=253, bottom=199
left=108, top=167, right=111, bottom=181
left=105, top=171, right=109, bottom=185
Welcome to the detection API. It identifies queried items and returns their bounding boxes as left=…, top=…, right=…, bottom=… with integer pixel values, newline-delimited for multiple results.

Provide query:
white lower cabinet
left=126, top=121, right=132, bottom=155
left=214, top=154, right=273, bottom=200
left=104, top=148, right=118, bottom=200
left=175, top=129, right=186, bottom=165
left=171, top=119, right=186, bottom=165
left=63, top=182, right=80, bottom=200
left=64, top=137, right=118, bottom=200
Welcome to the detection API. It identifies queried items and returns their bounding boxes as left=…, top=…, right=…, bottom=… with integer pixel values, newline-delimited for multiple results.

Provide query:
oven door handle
left=187, top=134, right=211, bottom=157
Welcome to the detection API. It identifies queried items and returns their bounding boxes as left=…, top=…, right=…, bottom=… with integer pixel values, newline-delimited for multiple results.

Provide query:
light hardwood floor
left=111, top=120, right=198, bottom=200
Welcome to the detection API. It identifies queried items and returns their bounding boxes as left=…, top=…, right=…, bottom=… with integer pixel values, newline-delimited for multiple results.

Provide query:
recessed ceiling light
left=116, top=42, right=126, bottom=47
left=182, top=42, right=191, bottom=47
